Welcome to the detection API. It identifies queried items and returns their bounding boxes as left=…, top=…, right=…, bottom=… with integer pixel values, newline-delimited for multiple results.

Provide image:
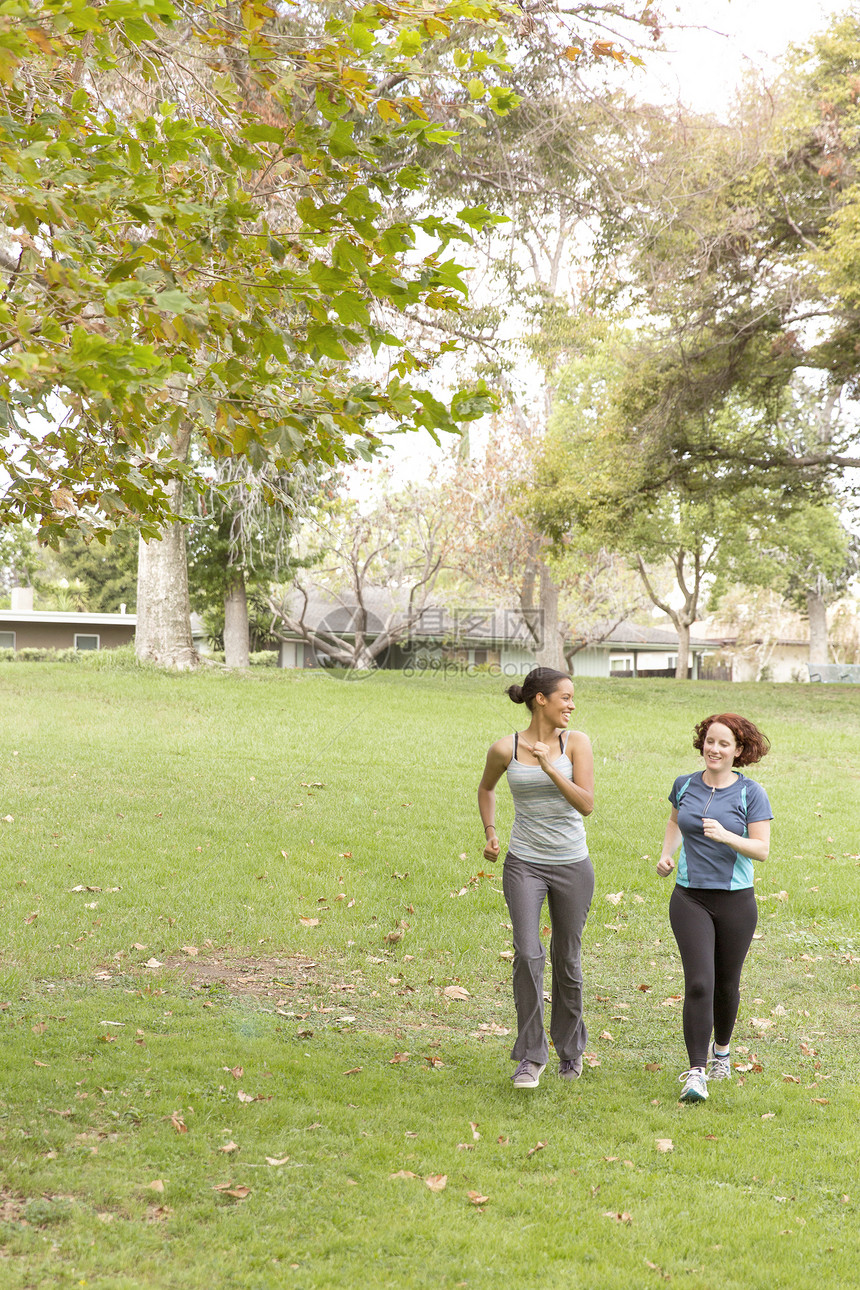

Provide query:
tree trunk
left=135, top=428, right=197, bottom=669
left=535, top=563, right=565, bottom=670
left=807, top=588, right=829, bottom=665
left=224, top=571, right=250, bottom=668
left=675, top=622, right=691, bottom=679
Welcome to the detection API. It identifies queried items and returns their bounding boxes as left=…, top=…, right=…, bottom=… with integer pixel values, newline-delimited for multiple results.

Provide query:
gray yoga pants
left=502, top=850, right=595, bottom=1065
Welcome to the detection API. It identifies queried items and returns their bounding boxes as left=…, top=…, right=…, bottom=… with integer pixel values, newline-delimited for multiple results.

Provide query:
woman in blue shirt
left=657, top=713, right=772, bottom=1103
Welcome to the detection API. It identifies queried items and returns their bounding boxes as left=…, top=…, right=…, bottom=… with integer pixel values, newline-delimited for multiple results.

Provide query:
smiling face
left=701, top=720, right=741, bottom=773
left=536, top=678, right=575, bottom=726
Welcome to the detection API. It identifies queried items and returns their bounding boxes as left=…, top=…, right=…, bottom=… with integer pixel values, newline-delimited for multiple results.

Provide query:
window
left=610, top=655, right=633, bottom=673
left=0, top=631, right=15, bottom=650
left=666, top=654, right=677, bottom=670
left=74, top=634, right=100, bottom=651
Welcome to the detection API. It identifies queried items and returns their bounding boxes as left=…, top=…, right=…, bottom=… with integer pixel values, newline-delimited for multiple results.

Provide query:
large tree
left=529, top=335, right=807, bottom=677
left=584, top=12, right=860, bottom=508
left=187, top=457, right=320, bottom=667
left=1, top=0, right=517, bottom=541
left=266, top=486, right=452, bottom=670
left=710, top=499, right=859, bottom=666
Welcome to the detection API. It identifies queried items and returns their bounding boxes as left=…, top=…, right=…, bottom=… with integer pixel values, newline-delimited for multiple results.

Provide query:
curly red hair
left=692, top=713, right=770, bottom=767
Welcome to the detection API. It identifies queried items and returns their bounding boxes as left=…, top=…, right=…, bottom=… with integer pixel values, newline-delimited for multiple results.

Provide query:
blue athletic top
left=669, top=771, right=772, bottom=890
left=506, top=732, right=588, bottom=865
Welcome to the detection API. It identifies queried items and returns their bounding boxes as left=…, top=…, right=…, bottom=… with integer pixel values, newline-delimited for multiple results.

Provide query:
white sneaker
left=512, top=1059, right=546, bottom=1088
left=678, top=1069, right=708, bottom=1102
left=706, top=1042, right=732, bottom=1081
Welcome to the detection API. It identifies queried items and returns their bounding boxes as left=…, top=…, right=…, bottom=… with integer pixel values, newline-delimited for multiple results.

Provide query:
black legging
left=669, top=885, right=758, bottom=1069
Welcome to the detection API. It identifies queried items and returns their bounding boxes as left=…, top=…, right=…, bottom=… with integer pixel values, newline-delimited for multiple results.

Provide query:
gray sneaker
left=706, top=1042, right=732, bottom=1081
left=512, top=1059, right=546, bottom=1088
left=678, top=1069, right=708, bottom=1103
left=559, top=1056, right=583, bottom=1080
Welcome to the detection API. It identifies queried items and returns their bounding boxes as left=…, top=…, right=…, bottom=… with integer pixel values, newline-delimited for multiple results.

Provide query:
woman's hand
left=521, top=739, right=551, bottom=773
left=483, top=834, right=501, bottom=862
left=656, top=855, right=675, bottom=877
left=702, top=817, right=731, bottom=845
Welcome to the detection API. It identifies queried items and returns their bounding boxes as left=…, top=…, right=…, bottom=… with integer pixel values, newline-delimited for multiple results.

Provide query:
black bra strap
left=513, top=732, right=518, bottom=761
left=559, top=733, right=564, bottom=755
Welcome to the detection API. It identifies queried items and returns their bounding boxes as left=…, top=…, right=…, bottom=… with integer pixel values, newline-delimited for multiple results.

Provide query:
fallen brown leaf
left=467, top=1190, right=489, bottom=1205
left=470, top=1121, right=480, bottom=1141
left=265, top=1156, right=290, bottom=1167
left=603, top=1211, right=632, bottom=1224
left=389, top=1170, right=420, bottom=1180
left=389, top=1052, right=410, bottom=1064
left=147, top=1180, right=165, bottom=1192
left=443, top=985, right=470, bottom=1001
left=170, top=1113, right=187, bottom=1134
left=425, top=1174, right=447, bottom=1191
left=219, top=1141, right=239, bottom=1154
left=342, top=1067, right=362, bottom=1075
left=213, top=1183, right=250, bottom=1199
left=299, top=918, right=320, bottom=927
left=527, top=1140, right=548, bottom=1157
left=655, top=1139, right=673, bottom=1153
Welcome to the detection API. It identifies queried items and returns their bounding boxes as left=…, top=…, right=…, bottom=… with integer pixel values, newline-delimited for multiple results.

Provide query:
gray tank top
left=506, top=732, right=588, bottom=865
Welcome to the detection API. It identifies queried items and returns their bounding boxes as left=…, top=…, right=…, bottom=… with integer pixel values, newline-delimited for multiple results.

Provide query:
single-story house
left=0, top=588, right=135, bottom=652
left=702, top=632, right=811, bottom=683
left=270, top=592, right=715, bottom=679
left=577, top=621, right=716, bottom=680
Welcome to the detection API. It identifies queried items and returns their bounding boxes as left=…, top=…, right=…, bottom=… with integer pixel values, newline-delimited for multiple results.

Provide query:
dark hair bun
left=507, top=667, right=571, bottom=712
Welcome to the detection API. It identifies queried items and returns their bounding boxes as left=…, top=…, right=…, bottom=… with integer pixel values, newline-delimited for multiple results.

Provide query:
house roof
left=0, top=610, right=136, bottom=625
left=602, top=621, right=715, bottom=651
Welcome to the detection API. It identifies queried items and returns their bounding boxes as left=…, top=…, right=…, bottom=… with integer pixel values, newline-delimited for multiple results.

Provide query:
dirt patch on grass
left=93, top=952, right=335, bottom=998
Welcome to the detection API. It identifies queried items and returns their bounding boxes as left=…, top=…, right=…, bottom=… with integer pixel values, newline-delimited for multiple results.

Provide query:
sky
left=644, top=0, right=845, bottom=113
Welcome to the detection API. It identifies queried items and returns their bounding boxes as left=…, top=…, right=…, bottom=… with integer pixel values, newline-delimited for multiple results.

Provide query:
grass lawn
left=0, top=662, right=859, bottom=1289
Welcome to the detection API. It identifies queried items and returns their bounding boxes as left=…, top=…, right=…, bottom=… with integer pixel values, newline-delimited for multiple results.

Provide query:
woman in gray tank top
left=478, top=667, right=595, bottom=1088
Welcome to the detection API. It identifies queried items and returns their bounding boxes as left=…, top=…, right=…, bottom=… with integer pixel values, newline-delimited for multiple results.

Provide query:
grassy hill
left=0, top=664, right=858, bottom=1288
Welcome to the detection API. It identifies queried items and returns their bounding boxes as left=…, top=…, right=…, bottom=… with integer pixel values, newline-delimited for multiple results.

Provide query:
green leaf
left=307, top=324, right=349, bottom=361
